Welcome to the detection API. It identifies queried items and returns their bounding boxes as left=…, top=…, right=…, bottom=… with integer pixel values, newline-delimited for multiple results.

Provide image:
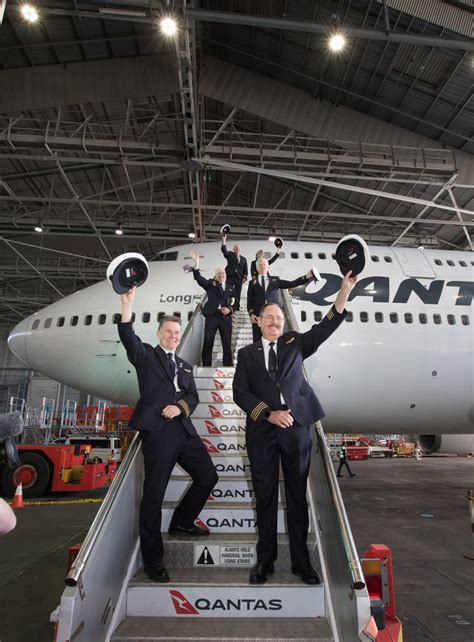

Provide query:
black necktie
left=268, top=342, right=277, bottom=381
left=167, top=352, right=176, bottom=379
left=261, top=276, right=265, bottom=293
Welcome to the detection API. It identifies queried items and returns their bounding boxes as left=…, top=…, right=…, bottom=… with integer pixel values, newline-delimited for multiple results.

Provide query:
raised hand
left=120, top=286, right=136, bottom=306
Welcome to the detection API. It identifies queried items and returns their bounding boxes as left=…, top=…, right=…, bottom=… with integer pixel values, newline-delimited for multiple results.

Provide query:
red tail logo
left=211, top=392, right=224, bottom=403
left=213, top=379, right=224, bottom=389
left=169, top=590, right=199, bottom=615
left=201, top=438, right=219, bottom=454
left=195, top=517, right=207, bottom=529
left=208, top=405, right=222, bottom=418
left=205, top=420, right=222, bottom=435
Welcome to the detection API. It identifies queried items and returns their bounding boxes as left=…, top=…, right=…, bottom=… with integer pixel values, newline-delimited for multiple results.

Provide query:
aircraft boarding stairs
left=53, top=295, right=371, bottom=642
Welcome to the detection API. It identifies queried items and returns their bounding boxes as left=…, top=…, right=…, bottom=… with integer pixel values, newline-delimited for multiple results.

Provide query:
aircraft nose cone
left=7, top=318, right=29, bottom=365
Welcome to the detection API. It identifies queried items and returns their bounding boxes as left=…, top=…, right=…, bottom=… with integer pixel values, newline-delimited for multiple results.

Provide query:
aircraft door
left=394, top=248, right=436, bottom=279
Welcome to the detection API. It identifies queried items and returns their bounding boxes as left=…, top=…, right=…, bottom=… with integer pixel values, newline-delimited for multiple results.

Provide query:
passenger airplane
left=7, top=241, right=474, bottom=453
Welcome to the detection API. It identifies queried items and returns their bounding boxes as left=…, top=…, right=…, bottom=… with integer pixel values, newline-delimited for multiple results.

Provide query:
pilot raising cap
left=220, top=224, right=231, bottom=236
left=274, top=237, right=283, bottom=249
left=335, top=234, right=370, bottom=276
left=106, top=252, right=149, bottom=294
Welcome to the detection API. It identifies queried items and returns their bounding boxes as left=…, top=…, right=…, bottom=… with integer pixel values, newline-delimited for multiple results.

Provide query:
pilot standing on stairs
left=118, top=286, right=218, bottom=583
left=233, top=271, right=357, bottom=585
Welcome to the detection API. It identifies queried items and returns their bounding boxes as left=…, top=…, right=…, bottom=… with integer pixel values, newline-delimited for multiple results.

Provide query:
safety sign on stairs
left=194, top=544, right=256, bottom=568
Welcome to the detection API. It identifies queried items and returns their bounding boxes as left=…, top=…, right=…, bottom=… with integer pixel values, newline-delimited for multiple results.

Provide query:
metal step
left=126, top=569, right=325, bottom=618
left=198, top=390, right=235, bottom=403
left=161, top=533, right=319, bottom=572
left=111, top=616, right=334, bottom=641
left=195, top=403, right=246, bottom=419
left=193, top=417, right=246, bottom=434
left=166, top=477, right=287, bottom=504
left=161, top=503, right=305, bottom=533
left=173, top=456, right=251, bottom=477
left=200, top=435, right=247, bottom=456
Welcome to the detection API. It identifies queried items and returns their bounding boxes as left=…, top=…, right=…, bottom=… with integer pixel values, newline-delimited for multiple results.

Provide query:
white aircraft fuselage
left=7, top=241, right=474, bottom=436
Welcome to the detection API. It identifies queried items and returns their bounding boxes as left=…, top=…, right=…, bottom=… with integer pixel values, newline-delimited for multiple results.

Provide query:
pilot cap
left=220, top=224, right=231, bottom=235
left=274, top=237, right=283, bottom=249
left=310, top=266, right=321, bottom=282
left=106, top=253, right=149, bottom=294
left=335, top=235, right=369, bottom=276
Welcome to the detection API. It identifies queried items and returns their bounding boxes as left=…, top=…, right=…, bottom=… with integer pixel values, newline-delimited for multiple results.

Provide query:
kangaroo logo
left=169, top=590, right=199, bottom=615
left=211, top=392, right=224, bottom=403
left=208, top=404, right=223, bottom=418
left=205, top=420, right=222, bottom=435
left=201, top=438, right=219, bottom=454
left=215, top=369, right=227, bottom=377
left=213, top=379, right=224, bottom=389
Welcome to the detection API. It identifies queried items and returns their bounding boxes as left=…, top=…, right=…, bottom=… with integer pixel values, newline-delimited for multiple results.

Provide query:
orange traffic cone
left=11, top=482, right=24, bottom=509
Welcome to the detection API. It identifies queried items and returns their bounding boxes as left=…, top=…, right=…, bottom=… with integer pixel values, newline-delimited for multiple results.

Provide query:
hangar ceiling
left=0, top=0, right=473, bottom=324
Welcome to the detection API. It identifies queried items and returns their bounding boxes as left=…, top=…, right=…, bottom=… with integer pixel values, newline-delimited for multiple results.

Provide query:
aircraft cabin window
left=434, top=259, right=442, bottom=266
left=188, top=311, right=193, bottom=321
left=158, top=312, right=166, bottom=321
left=331, top=253, right=336, bottom=260
left=57, top=317, right=65, bottom=327
left=360, top=312, right=368, bottom=323
left=98, top=314, right=106, bottom=325
left=384, top=256, right=392, bottom=263
left=371, top=256, right=380, bottom=262
left=70, top=316, right=79, bottom=326
left=404, top=313, right=413, bottom=324
left=291, top=252, right=299, bottom=259
left=345, top=311, right=353, bottom=322
left=419, top=313, right=428, bottom=325
left=461, top=315, right=470, bottom=326
left=32, top=319, right=40, bottom=330
left=156, top=251, right=178, bottom=261
left=459, top=260, right=467, bottom=267
left=304, top=252, right=312, bottom=259
left=142, top=312, right=151, bottom=323
left=375, top=312, right=383, bottom=323
left=446, top=260, right=455, bottom=266
left=278, top=251, right=286, bottom=259
left=314, top=311, right=322, bottom=322
left=447, top=314, right=456, bottom=325
left=84, top=315, right=93, bottom=326
left=433, top=314, right=441, bottom=325
left=471, top=261, right=474, bottom=266
left=301, top=311, right=307, bottom=322
left=112, top=313, right=121, bottom=324
left=44, top=318, right=52, bottom=328
left=173, top=311, right=181, bottom=318
left=263, top=252, right=272, bottom=259
left=389, top=313, right=398, bottom=323
left=318, top=253, right=326, bottom=260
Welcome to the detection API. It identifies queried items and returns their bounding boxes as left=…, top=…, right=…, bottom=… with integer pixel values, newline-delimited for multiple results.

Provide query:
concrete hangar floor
left=1, top=456, right=473, bottom=642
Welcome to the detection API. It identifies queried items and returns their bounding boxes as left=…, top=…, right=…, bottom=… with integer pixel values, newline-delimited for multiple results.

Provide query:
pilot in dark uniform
left=118, top=286, right=218, bottom=583
left=190, top=251, right=236, bottom=367
left=221, top=236, right=248, bottom=310
left=233, top=270, right=357, bottom=586
left=247, top=258, right=312, bottom=342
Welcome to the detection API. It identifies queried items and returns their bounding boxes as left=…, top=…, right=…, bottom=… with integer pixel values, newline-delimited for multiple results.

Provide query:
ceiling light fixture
left=115, top=223, right=124, bottom=236
left=328, top=32, right=346, bottom=52
left=34, top=223, right=44, bottom=233
left=20, top=3, right=39, bottom=23
left=268, top=235, right=276, bottom=242
left=160, top=16, right=178, bottom=37
left=188, top=230, right=196, bottom=239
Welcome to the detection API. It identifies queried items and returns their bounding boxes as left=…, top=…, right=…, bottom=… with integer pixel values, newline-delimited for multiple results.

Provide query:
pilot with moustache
left=247, top=257, right=313, bottom=342
left=190, top=250, right=236, bottom=367
left=233, top=271, right=357, bottom=586
left=118, top=287, right=218, bottom=583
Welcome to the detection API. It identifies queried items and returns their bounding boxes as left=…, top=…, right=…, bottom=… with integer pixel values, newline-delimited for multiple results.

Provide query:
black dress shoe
left=144, top=562, right=170, bottom=583
left=168, top=523, right=210, bottom=536
left=350, top=473, right=356, bottom=477
left=292, top=564, right=321, bottom=585
left=249, top=562, right=274, bottom=585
